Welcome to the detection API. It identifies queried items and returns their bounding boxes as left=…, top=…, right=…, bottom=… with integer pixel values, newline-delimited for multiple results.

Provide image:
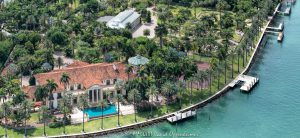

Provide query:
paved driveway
left=132, top=7, right=157, bottom=38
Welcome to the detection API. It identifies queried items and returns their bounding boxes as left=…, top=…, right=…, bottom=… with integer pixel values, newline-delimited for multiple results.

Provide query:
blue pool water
left=83, top=105, right=117, bottom=118
left=107, top=2, right=300, bottom=138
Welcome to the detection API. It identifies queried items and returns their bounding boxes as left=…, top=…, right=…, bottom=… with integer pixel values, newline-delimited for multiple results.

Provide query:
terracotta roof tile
left=34, top=62, right=132, bottom=93
left=22, top=86, right=37, bottom=99
left=66, top=60, right=90, bottom=68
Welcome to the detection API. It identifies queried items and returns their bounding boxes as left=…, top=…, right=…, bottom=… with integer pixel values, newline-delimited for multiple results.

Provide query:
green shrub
left=48, top=121, right=63, bottom=128
left=143, top=29, right=150, bottom=36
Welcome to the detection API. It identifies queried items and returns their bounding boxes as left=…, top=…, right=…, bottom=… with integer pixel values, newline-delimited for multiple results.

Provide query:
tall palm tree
left=60, top=72, right=70, bottom=90
left=115, top=79, right=125, bottom=95
left=206, top=69, right=213, bottom=93
left=1, top=102, right=11, bottom=138
left=200, top=71, right=208, bottom=91
left=210, top=58, right=220, bottom=90
left=230, top=49, right=236, bottom=79
left=155, top=24, right=168, bottom=49
left=115, top=94, right=123, bottom=126
left=188, top=77, right=195, bottom=105
left=216, top=0, right=230, bottom=29
left=79, top=92, right=89, bottom=133
left=237, top=46, right=243, bottom=73
left=220, top=29, right=233, bottom=84
left=177, top=81, right=186, bottom=109
left=99, top=100, right=108, bottom=130
left=146, top=85, right=159, bottom=118
left=35, top=85, right=48, bottom=105
left=125, top=65, right=133, bottom=80
left=22, top=100, right=32, bottom=138
left=128, top=89, right=141, bottom=122
left=161, top=82, right=177, bottom=113
left=57, top=57, right=64, bottom=69
left=40, top=105, right=48, bottom=136
left=46, top=79, right=58, bottom=109
left=60, top=92, right=73, bottom=134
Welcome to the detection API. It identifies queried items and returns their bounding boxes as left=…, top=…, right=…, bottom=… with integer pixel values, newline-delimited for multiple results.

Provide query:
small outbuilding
left=106, top=9, right=141, bottom=30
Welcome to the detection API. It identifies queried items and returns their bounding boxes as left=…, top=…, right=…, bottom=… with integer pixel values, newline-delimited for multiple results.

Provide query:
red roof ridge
left=36, top=62, right=123, bottom=76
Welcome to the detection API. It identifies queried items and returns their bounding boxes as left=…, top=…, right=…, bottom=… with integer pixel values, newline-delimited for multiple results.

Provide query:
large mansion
left=23, top=61, right=132, bottom=109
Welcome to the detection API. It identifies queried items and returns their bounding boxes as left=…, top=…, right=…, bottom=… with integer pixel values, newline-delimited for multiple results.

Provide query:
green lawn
left=0, top=114, right=147, bottom=137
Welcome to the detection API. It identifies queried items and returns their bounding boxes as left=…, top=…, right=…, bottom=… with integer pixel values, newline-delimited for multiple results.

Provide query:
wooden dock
left=265, top=31, right=284, bottom=42
left=277, top=7, right=291, bottom=16
left=278, top=32, right=284, bottom=42
left=266, top=23, right=284, bottom=32
left=229, top=75, right=259, bottom=92
left=167, top=110, right=196, bottom=123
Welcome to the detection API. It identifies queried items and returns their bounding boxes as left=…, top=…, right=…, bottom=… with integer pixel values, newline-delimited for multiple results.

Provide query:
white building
left=106, top=9, right=141, bottom=29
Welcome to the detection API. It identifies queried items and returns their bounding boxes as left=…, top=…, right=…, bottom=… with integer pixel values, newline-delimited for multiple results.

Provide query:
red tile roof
left=22, top=86, right=37, bottom=99
left=66, top=60, right=90, bottom=68
left=33, top=62, right=131, bottom=93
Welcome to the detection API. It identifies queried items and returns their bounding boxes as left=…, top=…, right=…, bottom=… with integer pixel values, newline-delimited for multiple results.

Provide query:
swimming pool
left=83, top=105, right=117, bottom=118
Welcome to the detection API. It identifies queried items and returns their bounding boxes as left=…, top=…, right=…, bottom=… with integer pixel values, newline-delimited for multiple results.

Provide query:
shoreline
left=42, top=4, right=281, bottom=138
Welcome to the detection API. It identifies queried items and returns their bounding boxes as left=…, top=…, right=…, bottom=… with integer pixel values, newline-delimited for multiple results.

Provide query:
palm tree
left=128, top=89, right=141, bottom=122
left=22, top=100, right=32, bottom=138
left=115, top=94, right=123, bottom=126
left=200, top=71, right=208, bottom=91
left=230, top=49, right=236, bottom=79
left=79, top=92, right=89, bottom=133
left=115, top=79, right=125, bottom=95
left=177, top=81, right=186, bottom=109
left=146, top=85, right=159, bottom=118
left=35, top=85, right=48, bottom=105
left=216, top=0, right=230, bottom=29
left=237, top=46, right=243, bottom=73
left=57, top=57, right=64, bottom=69
left=187, top=77, right=195, bottom=105
left=206, top=69, right=213, bottom=93
left=210, top=58, right=220, bottom=90
left=60, top=92, right=73, bottom=134
left=46, top=79, right=58, bottom=109
left=155, top=24, right=168, bottom=49
left=161, top=82, right=177, bottom=113
left=220, top=29, right=233, bottom=84
left=125, top=64, right=133, bottom=80
left=1, top=102, right=11, bottom=138
left=60, top=72, right=70, bottom=90
left=99, top=100, right=108, bottom=130
left=40, top=105, right=48, bottom=136
left=70, top=40, right=76, bottom=56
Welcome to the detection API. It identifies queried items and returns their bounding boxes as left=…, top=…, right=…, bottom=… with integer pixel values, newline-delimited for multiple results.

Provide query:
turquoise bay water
left=84, top=105, right=117, bottom=118
left=108, top=2, right=300, bottom=138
